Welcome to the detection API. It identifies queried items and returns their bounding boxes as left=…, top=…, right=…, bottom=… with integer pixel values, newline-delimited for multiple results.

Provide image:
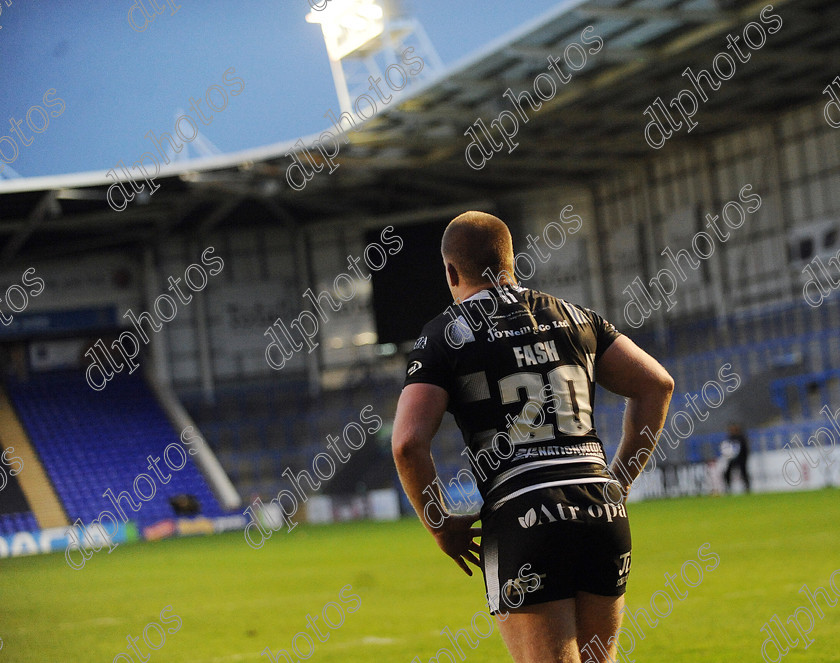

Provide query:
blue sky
left=0, top=0, right=563, bottom=178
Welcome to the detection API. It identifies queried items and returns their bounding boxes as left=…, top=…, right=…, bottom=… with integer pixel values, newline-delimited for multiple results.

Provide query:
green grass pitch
left=1, top=489, right=838, bottom=662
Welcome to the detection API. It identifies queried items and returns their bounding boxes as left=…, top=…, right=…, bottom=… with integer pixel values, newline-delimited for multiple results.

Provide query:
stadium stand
left=182, top=374, right=401, bottom=500
left=4, top=369, right=226, bottom=533
left=0, top=512, right=39, bottom=538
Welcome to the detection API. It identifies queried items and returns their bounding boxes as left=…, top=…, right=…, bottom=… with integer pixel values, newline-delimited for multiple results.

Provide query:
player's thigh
left=576, top=591, right=625, bottom=662
left=495, top=599, right=580, bottom=663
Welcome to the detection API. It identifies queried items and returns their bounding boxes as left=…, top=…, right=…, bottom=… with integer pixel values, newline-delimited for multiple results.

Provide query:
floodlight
left=306, top=0, right=386, bottom=61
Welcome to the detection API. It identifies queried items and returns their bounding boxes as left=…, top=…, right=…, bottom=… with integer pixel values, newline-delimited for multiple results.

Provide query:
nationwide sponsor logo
left=512, top=441, right=605, bottom=462
left=407, top=360, right=423, bottom=376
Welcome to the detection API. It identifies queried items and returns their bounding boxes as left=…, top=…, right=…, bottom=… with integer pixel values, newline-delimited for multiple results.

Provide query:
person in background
left=722, top=422, right=751, bottom=493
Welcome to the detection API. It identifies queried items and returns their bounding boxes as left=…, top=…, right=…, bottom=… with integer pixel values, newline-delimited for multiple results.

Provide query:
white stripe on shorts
left=484, top=536, right=501, bottom=613
left=486, top=456, right=607, bottom=495
left=486, top=477, right=616, bottom=513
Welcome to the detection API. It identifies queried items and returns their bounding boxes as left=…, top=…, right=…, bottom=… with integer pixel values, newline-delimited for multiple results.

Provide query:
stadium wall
left=0, top=253, right=141, bottom=312
left=588, top=98, right=840, bottom=330
left=474, top=99, right=837, bottom=344
left=156, top=221, right=380, bottom=388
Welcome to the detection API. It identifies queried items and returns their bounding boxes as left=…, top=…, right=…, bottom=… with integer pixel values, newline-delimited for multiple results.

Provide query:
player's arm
left=392, top=382, right=481, bottom=575
left=595, top=335, right=674, bottom=498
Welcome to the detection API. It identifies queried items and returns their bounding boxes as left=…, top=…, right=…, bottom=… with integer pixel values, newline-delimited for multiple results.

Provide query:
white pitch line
left=330, top=635, right=400, bottom=649
left=183, top=652, right=263, bottom=663
left=363, top=636, right=397, bottom=644
left=57, top=617, right=122, bottom=630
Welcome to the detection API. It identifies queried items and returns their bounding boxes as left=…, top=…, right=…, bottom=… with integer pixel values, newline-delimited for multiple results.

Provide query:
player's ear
left=446, top=262, right=460, bottom=287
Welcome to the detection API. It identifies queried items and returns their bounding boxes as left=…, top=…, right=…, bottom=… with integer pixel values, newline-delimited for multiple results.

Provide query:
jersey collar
left=462, top=283, right=524, bottom=303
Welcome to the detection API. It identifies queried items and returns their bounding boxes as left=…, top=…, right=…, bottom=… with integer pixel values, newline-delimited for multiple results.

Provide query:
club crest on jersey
left=413, top=336, right=428, bottom=350
left=407, top=360, right=423, bottom=376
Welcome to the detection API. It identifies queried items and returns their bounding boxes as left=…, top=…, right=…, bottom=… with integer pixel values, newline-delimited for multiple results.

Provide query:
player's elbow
left=391, top=431, right=428, bottom=463
left=648, top=369, right=675, bottom=405
left=656, top=369, right=675, bottom=397
left=629, top=366, right=674, bottom=404
left=391, top=434, right=410, bottom=460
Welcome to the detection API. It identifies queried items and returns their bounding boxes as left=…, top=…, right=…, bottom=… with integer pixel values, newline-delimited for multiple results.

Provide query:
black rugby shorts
left=481, top=480, right=631, bottom=614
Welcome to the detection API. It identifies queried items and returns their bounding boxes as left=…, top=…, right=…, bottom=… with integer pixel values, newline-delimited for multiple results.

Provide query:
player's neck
left=455, top=280, right=516, bottom=303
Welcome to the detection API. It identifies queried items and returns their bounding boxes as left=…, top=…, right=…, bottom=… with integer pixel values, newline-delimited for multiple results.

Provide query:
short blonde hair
left=441, top=211, right=515, bottom=285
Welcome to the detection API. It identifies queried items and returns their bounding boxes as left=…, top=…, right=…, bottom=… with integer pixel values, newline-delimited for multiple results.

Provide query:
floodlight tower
left=306, top=0, right=442, bottom=116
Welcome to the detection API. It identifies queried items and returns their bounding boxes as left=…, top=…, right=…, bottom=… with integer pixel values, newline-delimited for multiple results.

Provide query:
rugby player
left=392, top=211, right=674, bottom=662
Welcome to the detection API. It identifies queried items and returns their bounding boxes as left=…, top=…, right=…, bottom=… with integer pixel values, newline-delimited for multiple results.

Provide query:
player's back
left=404, top=283, right=622, bottom=511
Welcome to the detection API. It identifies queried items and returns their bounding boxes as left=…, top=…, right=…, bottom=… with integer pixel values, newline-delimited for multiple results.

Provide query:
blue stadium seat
left=6, top=369, right=227, bottom=530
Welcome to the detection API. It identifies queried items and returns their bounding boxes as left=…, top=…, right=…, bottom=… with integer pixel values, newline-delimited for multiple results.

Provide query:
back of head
left=441, top=211, right=515, bottom=285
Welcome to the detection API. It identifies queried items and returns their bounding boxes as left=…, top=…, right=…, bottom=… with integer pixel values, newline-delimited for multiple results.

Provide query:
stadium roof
left=1, top=0, right=837, bottom=263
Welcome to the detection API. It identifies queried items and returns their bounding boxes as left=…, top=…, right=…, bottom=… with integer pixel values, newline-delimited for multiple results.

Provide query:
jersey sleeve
left=587, top=308, right=622, bottom=362
left=402, top=323, right=456, bottom=395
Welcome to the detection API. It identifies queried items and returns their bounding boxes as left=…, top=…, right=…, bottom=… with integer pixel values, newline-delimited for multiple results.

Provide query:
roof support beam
left=1, top=191, right=58, bottom=263
left=573, top=7, right=732, bottom=22
left=197, top=196, right=245, bottom=236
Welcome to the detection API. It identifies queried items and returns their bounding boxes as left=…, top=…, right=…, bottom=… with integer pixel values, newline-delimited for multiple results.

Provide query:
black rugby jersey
left=403, top=283, right=621, bottom=511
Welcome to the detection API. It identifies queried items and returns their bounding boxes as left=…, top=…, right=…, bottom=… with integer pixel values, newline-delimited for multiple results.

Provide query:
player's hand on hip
left=606, top=467, right=631, bottom=504
left=432, top=512, right=482, bottom=576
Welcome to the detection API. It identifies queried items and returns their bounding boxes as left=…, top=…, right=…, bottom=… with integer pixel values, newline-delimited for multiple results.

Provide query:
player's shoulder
left=525, top=288, right=619, bottom=331
left=409, top=307, right=457, bottom=352
left=524, top=287, right=591, bottom=317
left=411, top=295, right=491, bottom=352
left=415, top=308, right=451, bottom=336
